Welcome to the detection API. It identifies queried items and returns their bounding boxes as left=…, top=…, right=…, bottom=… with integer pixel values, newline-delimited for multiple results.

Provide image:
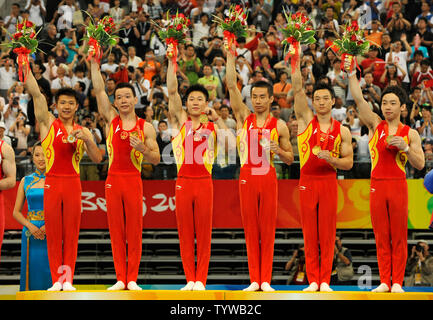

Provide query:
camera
left=416, top=244, right=424, bottom=253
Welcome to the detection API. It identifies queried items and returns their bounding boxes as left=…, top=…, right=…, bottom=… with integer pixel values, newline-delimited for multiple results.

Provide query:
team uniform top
left=41, top=119, right=85, bottom=177
left=369, top=120, right=410, bottom=179
left=171, top=118, right=217, bottom=178
left=297, top=115, right=342, bottom=177
left=237, top=113, right=279, bottom=172
left=106, top=116, right=146, bottom=175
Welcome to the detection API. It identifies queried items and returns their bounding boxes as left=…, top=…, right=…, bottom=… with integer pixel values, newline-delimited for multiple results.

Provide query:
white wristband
left=403, top=145, right=409, bottom=153
left=347, top=70, right=356, bottom=77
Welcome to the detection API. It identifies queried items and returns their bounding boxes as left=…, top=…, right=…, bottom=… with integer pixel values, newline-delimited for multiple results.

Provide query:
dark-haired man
left=91, top=59, right=160, bottom=291
left=293, top=43, right=353, bottom=293
left=167, top=45, right=235, bottom=291
left=25, top=67, right=102, bottom=291
left=345, top=55, right=425, bottom=293
left=227, top=43, right=294, bottom=292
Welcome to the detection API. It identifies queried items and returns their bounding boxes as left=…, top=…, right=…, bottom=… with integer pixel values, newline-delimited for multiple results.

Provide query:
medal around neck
left=312, top=145, right=321, bottom=156
left=67, top=134, right=77, bottom=143
left=200, top=112, right=209, bottom=124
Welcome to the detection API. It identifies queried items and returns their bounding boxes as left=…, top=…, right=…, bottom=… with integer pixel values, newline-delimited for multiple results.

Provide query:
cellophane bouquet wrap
left=83, top=15, right=118, bottom=63
left=156, top=12, right=191, bottom=71
left=213, top=4, right=248, bottom=56
left=280, top=10, right=316, bottom=72
left=5, top=19, right=40, bottom=82
left=333, top=20, right=370, bottom=74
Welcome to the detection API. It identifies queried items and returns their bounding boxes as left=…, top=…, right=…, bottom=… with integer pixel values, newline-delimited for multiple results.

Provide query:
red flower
left=357, top=40, right=363, bottom=45
left=301, top=16, right=307, bottom=24
left=17, top=23, right=24, bottom=30
left=13, top=32, right=23, bottom=40
left=350, top=35, right=357, bottom=41
left=104, top=27, right=111, bottom=33
left=242, top=13, right=247, bottom=20
left=25, top=20, right=34, bottom=28
left=351, top=20, right=358, bottom=27
left=29, top=32, right=35, bottom=39
left=176, top=24, right=182, bottom=31
left=306, top=26, right=312, bottom=31
left=291, top=14, right=296, bottom=20
left=295, top=23, right=300, bottom=29
left=346, top=26, right=352, bottom=32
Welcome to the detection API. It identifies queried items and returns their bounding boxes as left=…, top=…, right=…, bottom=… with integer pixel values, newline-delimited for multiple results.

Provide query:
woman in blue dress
left=13, top=142, right=51, bottom=290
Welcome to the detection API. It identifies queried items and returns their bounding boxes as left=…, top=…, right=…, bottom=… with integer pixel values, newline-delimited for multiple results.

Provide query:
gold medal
left=120, top=131, right=129, bottom=140
left=67, top=134, right=76, bottom=143
left=312, top=145, right=321, bottom=155
left=259, top=138, right=268, bottom=147
left=194, top=133, right=202, bottom=141
left=386, top=135, right=394, bottom=144
left=129, top=131, right=139, bottom=138
left=200, top=113, right=208, bottom=124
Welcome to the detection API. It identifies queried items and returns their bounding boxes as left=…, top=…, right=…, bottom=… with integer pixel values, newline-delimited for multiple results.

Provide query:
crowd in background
left=0, top=0, right=433, bottom=180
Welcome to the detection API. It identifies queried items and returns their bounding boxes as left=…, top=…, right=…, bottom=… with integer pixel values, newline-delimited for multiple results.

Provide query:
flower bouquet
left=156, top=11, right=191, bottom=71
left=212, top=4, right=248, bottom=56
left=83, top=15, right=118, bottom=64
left=280, top=10, right=316, bottom=72
left=334, top=20, right=370, bottom=74
left=5, top=19, right=40, bottom=82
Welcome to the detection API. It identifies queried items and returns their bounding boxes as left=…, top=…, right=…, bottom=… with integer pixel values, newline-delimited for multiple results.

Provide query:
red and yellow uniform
left=297, top=116, right=342, bottom=285
left=41, top=119, right=85, bottom=284
left=172, top=119, right=216, bottom=285
left=105, top=116, right=146, bottom=285
left=237, top=113, right=279, bottom=285
left=369, top=120, right=410, bottom=287
left=0, top=141, right=5, bottom=263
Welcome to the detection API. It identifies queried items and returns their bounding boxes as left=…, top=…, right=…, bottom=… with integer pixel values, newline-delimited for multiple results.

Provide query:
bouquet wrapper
left=223, top=30, right=238, bottom=56
left=284, top=39, right=300, bottom=73
left=341, top=53, right=360, bottom=75
left=13, top=47, right=31, bottom=82
left=86, top=37, right=103, bottom=64
left=166, top=38, right=179, bottom=72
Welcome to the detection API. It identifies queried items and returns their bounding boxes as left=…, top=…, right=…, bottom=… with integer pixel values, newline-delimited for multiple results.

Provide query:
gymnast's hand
left=387, top=136, right=408, bottom=151
left=130, top=135, right=146, bottom=154
left=317, top=150, right=336, bottom=165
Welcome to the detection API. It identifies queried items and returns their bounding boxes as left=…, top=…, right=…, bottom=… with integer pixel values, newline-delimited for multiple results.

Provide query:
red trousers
left=105, top=174, right=143, bottom=284
left=44, top=176, right=82, bottom=284
left=175, top=176, right=213, bottom=285
left=239, top=167, right=278, bottom=285
left=0, top=193, right=4, bottom=264
left=370, top=178, right=408, bottom=287
left=299, top=175, right=337, bottom=285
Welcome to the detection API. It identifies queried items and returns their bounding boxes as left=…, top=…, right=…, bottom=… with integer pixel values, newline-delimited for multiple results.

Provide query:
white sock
left=127, top=281, right=142, bottom=291
left=303, top=282, right=319, bottom=292
left=62, top=282, right=76, bottom=291
left=180, top=281, right=195, bottom=291
left=391, top=283, right=404, bottom=293
left=372, top=283, right=390, bottom=293
left=243, top=282, right=260, bottom=292
left=47, top=282, right=62, bottom=291
left=320, top=282, right=333, bottom=292
left=107, top=281, right=125, bottom=291
left=260, top=282, right=275, bottom=292
left=192, top=281, right=205, bottom=291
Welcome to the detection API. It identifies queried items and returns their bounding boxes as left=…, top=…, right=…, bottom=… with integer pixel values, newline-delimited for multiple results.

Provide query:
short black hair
left=114, top=82, right=136, bottom=97
left=219, top=104, right=230, bottom=111
left=158, top=120, right=167, bottom=126
left=381, top=85, right=408, bottom=106
left=419, top=17, right=429, bottom=24
left=421, top=59, right=431, bottom=66
left=55, top=87, right=78, bottom=103
left=185, top=84, right=209, bottom=101
left=251, top=80, right=273, bottom=97
left=12, top=3, right=20, bottom=8
left=77, top=81, right=86, bottom=92
left=312, top=82, right=335, bottom=99
left=414, top=50, right=424, bottom=57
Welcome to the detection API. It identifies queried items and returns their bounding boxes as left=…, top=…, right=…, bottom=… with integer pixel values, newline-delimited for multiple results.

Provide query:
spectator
left=0, top=122, right=12, bottom=146
left=130, top=67, right=150, bottom=117
left=360, top=46, right=385, bottom=88
left=0, top=57, right=17, bottom=100
left=236, top=37, right=252, bottom=66
left=410, top=18, right=432, bottom=59
left=109, top=0, right=125, bottom=24
left=198, top=64, right=219, bottom=102
left=273, top=71, right=292, bottom=121
left=154, top=120, right=176, bottom=180
left=179, top=44, right=202, bottom=85
left=259, top=55, right=276, bottom=83
left=327, top=59, right=347, bottom=104
left=7, top=82, right=30, bottom=115
left=118, top=15, right=140, bottom=50
left=71, top=65, right=90, bottom=95
left=378, top=32, right=392, bottom=61
left=342, top=105, right=362, bottom=137
left=73, top=81, right=86, bottom=108
left=411, top=59, right=433, bottom=89
left=405, top=240, right=433, bottom=287
left=9, top=111, right=30, bottom=156
left=204, top=36, right=225, bottom=65
left=87, top=0, right=104, bottom=20
left=101, top=53, right=119, bottom=75
left=219, top=104, right=236, bottom=131
left=62, top=28, right=79, bottom=64
left=30, top=62, right=51, bottom=103
left=51, top=0, right=79, bottom=36
left=385, top=35, right=412, bottom=88
left=341, top=0, right=360, bottom=24
left=38, top=24, right=59, bottom=63
left=51, top=63, right=72, bottom=95
left=110, top=54, right=129, bottom=84
left=331, top=97, right=347, bottom=123
left=362, top=72, right=382, bottom=105
left=3, top=94, right=23, bottom=135
left=380, top=62, right=405, bottom=88
left=127, top=46, right=143, bottom=69
left=386, top=1, right=411, bottom=41
left=413, top=2, right=433, bottom=30
left=4, top=3, right=23, bottom=41
left=416, top=104, right=433, bottom=142
left=250, top=0, right=272, bottom=32
left=192, top=13, right=210, bottom=48
left=145, top=0, right=162, bottom=20
left=365, top=19, right=384, bottom=47
left=144, top=105, right=159, bottom=131
left=409, top=50, right=425, bottom=78
left=330, top=234, right=354, bottom=285
left=25, top=0, right=47, bottom=29
left=105, top=78, right=116, bottom=104
left=212, top=56, right=227, bottom=100
left=285, top=244, right=308, bottom=285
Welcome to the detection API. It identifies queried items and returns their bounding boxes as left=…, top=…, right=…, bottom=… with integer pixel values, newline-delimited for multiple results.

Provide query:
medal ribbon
left=13, top=47, right=31, bottom=82
left=58, top=120, right=79, bottom=143
left=384, top=121, right=403, bottom=147
left=314, top=116, right=334, bottom=151
left=252, top=113, right=272, bottom=141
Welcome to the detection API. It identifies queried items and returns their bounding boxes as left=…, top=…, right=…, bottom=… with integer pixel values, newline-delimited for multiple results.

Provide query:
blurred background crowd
left=0, top=0, right=432, bottom=181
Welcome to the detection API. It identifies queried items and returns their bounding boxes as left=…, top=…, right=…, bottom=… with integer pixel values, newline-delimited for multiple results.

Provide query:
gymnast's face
left=381, top=93, right=405, bottom=122
left=32, top=146, right=46, bottom=172
left=312, top=89, right=335, bottom=116
left=186, top=91, right=207, bottom=117
left=114, top=87, right=138, bottom=114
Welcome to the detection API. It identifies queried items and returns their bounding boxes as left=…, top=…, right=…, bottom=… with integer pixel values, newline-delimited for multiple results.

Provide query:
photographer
left=362, top=72, right=381, bottom=105
left=153, top=120, right=176, bottom=180
left=9, top=111, right=30, bottom=156
left=330, top=235, right=354, bottom=285
left=386, top=2, right=411, bottom=42
left=405, top=241, right=433, bottom=287
left=129, top=67, right=150, bottom=118
left=285, top=244, right=308, bottom=285
left=79, top=113, right=101, bottom=181
left=0, top=57, right=17, bottom=100
left=25, top=0, right=46, bottom=28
